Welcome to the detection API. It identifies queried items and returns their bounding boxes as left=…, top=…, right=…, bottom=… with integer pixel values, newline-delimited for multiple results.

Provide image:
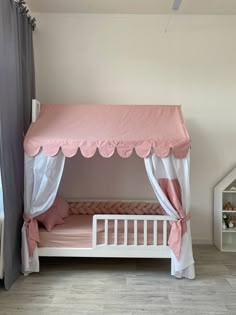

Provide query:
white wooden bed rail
left=38, top=214, right=175, bottom=258
left=93, top=214, right=172, bottom=247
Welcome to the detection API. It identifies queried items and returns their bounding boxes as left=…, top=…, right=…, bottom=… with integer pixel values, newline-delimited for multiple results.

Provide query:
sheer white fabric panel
left=22, top=151, right=65, bottom=274
left=144, top=152, right=195, bottom=279
left=24, top=151, right=65, bottom=217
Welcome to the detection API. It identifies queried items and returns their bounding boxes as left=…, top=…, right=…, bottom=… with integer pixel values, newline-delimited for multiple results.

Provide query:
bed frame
left=23, top=100, right=195, bottom=279
left=31, top=100, right=175, bottom=261
left=37, top=213, right=174, bottom=259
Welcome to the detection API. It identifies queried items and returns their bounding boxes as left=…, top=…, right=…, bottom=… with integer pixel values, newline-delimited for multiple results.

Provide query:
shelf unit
left=222, top=227, right=236, bottom=233
left=214, top=167, right=236, bottom=252
left=223, top=210, right=236, bottom=213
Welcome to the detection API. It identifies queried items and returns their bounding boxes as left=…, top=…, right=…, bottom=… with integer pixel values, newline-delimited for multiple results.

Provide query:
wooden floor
left=0, top=245, right=236, bottom=315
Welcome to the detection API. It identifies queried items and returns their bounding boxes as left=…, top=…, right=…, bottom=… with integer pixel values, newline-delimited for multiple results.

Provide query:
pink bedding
left=38, top=215, right=169, bottom=248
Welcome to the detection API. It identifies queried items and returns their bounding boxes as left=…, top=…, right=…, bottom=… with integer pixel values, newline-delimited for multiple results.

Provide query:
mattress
left=38, top=215, right=169, bottom=248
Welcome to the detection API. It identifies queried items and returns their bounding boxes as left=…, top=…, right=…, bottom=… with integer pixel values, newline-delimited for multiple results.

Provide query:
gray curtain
left=0, top=0, right=35, bottom=289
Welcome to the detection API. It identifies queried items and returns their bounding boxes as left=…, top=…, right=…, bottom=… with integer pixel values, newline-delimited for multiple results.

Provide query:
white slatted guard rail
left=163, top=220, right=167, bottom=246
left=104, top=219, right=108, bottom=245
left=153, top=220, right=157, bottom=246
left=93, top=214, right=174, bottom=248
left=114, top=219, right=118, bottom=245
left=143, top=220, right=147, bottom=246
left=134, top=220, right=138, bottom=246
left=124, top=219, right=128, bottom=245
left=92, top=215, right=97, bottom=247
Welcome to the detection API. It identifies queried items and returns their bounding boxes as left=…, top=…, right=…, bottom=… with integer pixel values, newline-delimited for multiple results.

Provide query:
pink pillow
left=36, top=207, right=64, bottom=232
left=54, top=196, right=69, bottom=219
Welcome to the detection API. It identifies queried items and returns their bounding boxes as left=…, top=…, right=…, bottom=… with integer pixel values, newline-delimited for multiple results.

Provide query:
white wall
left=33, top=13, right=236, bottom=244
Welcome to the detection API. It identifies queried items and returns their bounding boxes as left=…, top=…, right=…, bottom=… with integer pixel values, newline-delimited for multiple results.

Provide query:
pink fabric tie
left=158, top=178, right=190, bottom=260
left=168, top=212, right=191, bottom=259
left=23, top=214, right=40, bottom=257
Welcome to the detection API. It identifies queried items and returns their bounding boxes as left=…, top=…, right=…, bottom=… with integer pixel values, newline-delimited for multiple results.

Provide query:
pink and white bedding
left=38, top=215, right=170, bottom=248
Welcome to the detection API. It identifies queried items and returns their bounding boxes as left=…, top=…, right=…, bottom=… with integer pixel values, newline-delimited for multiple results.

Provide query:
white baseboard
left=192, top=238, right=213, bottom=245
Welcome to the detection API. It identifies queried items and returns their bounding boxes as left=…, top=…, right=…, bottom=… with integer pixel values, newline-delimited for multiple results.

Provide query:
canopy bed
left=22, top=100, right=195, bottom=279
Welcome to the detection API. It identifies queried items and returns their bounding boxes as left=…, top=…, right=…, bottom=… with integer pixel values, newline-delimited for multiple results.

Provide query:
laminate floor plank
left=0, top=245, right=236, bottom=315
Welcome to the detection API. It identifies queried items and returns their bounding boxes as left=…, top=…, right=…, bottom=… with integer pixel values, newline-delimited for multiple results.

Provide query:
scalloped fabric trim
left=24, top=140, right=190, bottom=158
left=24, top=104, right=190, bottom=158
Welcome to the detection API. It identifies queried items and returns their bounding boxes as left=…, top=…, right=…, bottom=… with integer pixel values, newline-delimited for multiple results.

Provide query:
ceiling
left=27, top=0, right=236, bottom=15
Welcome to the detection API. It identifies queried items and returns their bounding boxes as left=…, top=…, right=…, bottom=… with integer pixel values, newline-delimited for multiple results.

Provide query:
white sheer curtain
left=22, top=151, right=65, bottom=274
left=144, top=152, right=195, bottom=279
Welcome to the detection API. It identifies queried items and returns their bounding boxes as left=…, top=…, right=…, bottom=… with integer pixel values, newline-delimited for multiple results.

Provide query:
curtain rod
left=14, top=0, right=36, bottom=30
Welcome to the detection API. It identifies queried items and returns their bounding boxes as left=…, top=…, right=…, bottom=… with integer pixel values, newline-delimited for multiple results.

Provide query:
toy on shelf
left=223, top=214, right=236, bottom=229
left=223, top=201, right=236, bottom=211
left=223, top=214, right=229, bottom=228
left=222, top=221, right=227, bottom=230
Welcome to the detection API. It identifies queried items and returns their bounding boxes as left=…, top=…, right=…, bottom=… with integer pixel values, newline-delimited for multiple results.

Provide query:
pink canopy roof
left=24, top=104, right=190, bottom=158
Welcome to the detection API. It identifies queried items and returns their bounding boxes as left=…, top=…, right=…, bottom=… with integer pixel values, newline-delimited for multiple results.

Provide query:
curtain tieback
left=179, top=212, right=191, bottom=235
left=23, top=214, right=40, bottom=257
left=168, top=212, right=191, bottom=260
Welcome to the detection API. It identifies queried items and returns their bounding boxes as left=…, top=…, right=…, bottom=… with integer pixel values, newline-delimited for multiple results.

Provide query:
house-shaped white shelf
left=214, top=167, right=236, bottom=252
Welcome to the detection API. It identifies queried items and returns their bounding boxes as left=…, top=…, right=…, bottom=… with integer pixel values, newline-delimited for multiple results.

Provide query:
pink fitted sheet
left=38, top=215, right=170, bottom=248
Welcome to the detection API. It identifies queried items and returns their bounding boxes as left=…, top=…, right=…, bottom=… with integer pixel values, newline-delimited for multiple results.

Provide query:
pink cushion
left=35, top=196, right=69, bottom=232
left=36, top=208, right=64, bottom=232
